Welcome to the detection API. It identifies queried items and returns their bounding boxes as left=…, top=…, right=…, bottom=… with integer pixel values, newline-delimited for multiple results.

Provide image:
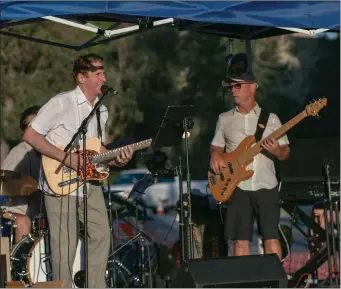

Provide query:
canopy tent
left=0, top=1, right=339, bottom=51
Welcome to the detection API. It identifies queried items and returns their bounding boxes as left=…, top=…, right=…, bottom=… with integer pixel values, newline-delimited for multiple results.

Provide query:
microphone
left=100, top=85, right=118, bottom=95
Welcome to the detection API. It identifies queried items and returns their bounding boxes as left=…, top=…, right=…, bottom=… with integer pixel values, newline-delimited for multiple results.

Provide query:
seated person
left=309, top=201, right=340, bottom=255
left=1, top=106, right=41, bottom=243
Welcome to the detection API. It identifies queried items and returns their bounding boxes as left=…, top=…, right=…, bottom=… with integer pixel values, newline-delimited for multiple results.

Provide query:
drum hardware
left=281, top=163, right=340, bottom=288
left=0, top=211, right=17, bottom=250
left=106, top=258, right=142, bottom=288
left=106, top=174, right=159, bottom=288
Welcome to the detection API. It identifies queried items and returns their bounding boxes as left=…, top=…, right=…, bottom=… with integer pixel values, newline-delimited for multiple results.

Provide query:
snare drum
left=11, top=233, right=85, bottom=287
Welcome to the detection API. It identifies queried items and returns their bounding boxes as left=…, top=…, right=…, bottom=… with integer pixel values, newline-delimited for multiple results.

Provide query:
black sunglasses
left=226, top=82, right=249, bottom=91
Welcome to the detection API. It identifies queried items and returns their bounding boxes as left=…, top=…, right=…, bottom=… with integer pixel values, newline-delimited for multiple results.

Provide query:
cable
left=295, top=272, right=310, bottom=288
left=278, top=223, right=291, bottom=263
left=160, top=213, right=177, bottom=245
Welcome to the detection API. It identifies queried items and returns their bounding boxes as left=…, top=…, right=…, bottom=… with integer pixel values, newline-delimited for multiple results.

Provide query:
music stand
left=141, top=151, right=175, bottom=179
left=152, top=105, right=195, bottom=263
left=152, top=105, right=194, bottom=149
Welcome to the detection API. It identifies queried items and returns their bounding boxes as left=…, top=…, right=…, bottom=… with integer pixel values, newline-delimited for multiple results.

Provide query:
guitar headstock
left=305, top=98, right=327, bottom=116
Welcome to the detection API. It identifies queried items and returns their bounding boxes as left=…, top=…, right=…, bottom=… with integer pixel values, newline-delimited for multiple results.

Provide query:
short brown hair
left=72, top=53, right=104, bottom=82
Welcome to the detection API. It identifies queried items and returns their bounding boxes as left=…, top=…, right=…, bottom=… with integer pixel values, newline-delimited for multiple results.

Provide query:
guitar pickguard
left=78, top=150, right=109, bottom=181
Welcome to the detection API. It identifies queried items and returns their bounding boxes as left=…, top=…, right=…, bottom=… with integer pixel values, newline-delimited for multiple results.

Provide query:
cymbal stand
left=106, top=188, right=117, bottom=288
left=0, top=208, right=3, bottom=237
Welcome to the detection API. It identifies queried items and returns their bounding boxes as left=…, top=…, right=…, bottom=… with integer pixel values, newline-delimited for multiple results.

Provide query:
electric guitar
left=208, top=98, right=327, bottom=203
left=42, top=137, right=152, bottom=196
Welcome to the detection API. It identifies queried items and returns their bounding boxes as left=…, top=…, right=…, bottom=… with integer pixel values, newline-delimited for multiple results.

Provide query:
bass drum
left=11, top=233, right=85, bottom=287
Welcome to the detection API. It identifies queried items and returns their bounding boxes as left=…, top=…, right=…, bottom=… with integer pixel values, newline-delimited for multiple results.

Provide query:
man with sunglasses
left=1, top=106, right=41, bottom=244
left=210, top=72, right=290, bottom=260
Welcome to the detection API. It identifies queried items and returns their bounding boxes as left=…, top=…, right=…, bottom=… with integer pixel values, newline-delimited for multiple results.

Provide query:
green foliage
left=0, top=22, right=339, bottom=179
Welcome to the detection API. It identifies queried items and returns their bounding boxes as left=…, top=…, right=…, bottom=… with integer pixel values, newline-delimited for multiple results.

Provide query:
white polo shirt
left=30, top=86, right=108, bottom=196
left=1, top=141, right=41, bottom=182
left=211, top=103, right=289, bottom=191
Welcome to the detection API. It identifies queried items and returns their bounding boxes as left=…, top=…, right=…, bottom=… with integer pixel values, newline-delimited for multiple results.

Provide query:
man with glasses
left=210, top=72, right=290, bottom=260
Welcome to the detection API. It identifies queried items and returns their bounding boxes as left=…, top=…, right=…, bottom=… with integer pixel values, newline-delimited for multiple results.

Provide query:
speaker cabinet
left=171, top=254, right=287, bottom=288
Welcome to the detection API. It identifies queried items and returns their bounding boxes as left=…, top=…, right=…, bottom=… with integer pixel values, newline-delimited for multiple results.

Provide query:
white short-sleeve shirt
left=211, top=103, right=289, bottom=191
left=30, top=86, right=109, bottom=196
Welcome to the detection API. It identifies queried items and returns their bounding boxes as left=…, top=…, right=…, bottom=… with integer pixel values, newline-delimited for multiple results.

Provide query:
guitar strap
left=95, top=108, right=103, bottom=145
left=255, top=108, right=270, bottom=142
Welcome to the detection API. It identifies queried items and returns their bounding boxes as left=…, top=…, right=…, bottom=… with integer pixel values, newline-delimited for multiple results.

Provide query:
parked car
left=106, top=168, right=209, bottom=210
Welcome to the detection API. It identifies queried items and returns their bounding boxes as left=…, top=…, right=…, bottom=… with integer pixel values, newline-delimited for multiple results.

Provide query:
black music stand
left=152, top=105, right=195, bottom=264
left=141, top=151, right=175, bottom=179
left=152, top=105, right=194, bottom=149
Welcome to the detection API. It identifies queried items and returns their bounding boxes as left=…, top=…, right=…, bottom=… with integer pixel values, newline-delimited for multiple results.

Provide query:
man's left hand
left=261, top=137, right=281, bottom=158
left=114, top=145, right=134, bottom=166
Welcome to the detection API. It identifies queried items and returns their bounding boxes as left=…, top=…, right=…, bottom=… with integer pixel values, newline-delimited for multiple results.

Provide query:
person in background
left=1, top=105, right=41, bottom=244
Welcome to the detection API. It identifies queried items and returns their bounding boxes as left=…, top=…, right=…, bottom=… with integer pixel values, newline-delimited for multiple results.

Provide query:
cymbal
left=0, top=169, right=21, bottom=179
left=0, top=170, right=38, bottom=197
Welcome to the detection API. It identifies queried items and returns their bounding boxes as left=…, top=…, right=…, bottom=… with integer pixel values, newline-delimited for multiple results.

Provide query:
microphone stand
left=183, top=117, right=194, bottom=260
left=323, top=160, right=339, bottom=287
left=64, top=86, right=116, bottom=288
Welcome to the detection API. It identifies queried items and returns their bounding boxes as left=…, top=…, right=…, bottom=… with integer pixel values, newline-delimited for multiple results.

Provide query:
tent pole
left=42, top=16, right=174, bottom=38
left=277, top=27, right=330, bottom=36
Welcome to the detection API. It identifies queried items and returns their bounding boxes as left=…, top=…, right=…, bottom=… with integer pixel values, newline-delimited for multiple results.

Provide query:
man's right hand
left=63, top=152, right=84, bottom=172
left=210, top=153, right=227, bottom=174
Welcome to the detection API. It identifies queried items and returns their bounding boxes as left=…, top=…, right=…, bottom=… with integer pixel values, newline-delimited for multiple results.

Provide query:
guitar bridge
left=58, top=177, right=81, bottom=187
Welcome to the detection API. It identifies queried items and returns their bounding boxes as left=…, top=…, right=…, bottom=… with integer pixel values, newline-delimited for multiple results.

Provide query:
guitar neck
left=249, top=110, right=308, bottom=157
left=90, top=138, right=153, bottom=164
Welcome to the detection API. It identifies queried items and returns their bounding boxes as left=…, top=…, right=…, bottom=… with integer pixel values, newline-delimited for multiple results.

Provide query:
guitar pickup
left=227, top=162, right=234, bottom=174
left=209, top=175, right=216, bottom=185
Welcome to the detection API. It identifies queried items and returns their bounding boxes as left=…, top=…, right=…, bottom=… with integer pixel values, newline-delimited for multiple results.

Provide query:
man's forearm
left=210, top=145, right=224, bottom=157
left=277, top=145, right=290, bottom=161
left=23, top=127, right=66, bottom=162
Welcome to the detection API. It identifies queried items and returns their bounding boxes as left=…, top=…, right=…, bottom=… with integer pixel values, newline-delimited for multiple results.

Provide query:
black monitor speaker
left=171, top=254, right=288, bottom=288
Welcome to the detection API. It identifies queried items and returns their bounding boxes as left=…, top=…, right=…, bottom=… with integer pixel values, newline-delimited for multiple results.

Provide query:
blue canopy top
left=1, top=1, right=339, bottom=35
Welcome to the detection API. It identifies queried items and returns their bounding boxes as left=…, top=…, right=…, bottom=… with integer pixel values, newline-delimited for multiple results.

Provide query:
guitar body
left=208, top=135, right=256, bottom=203
left=42, top=138, right=109, bottom=196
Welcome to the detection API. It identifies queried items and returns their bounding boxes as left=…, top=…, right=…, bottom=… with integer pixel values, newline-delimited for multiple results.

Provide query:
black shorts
left=224, top=186, right=280, bottom=241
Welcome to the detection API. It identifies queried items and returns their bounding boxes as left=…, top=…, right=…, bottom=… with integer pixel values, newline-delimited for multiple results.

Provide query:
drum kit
left=0, top=170, right=170, bottom=288
left=0, top=169, right=55, bottom=286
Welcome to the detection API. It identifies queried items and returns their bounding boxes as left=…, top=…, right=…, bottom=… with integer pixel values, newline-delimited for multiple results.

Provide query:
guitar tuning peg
left=316, top=113, right=321, bottom=119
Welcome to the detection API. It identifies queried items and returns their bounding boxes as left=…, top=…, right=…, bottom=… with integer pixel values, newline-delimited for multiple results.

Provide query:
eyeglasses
left=226, top=82, right=249, bottom=91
